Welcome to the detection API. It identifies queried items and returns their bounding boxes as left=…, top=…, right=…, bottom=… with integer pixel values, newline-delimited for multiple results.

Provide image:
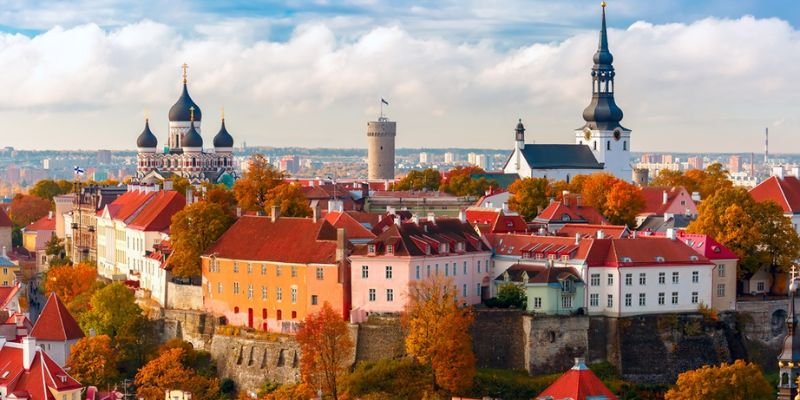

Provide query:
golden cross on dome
left=182, top=63, right=189, bottom=84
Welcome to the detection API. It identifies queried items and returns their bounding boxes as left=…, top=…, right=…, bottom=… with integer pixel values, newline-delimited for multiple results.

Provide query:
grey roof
left=470, top=173, right=520, bottom=189
left=169, top=83, right=202, bottom=122
left=213, top=119, right=234, bottom=148
left=181, top=122, right=203, bottom=148
left=636, top=214, right=694, bottom=232
left=136, top=119, right=158, bottom=148
left=517, top=144, right=603, bottom=170
left=0, top=255, right=15, bottom=267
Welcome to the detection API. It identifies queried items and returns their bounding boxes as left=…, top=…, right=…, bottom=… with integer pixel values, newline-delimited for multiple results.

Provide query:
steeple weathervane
left=182, top=63, right=189, bottom=84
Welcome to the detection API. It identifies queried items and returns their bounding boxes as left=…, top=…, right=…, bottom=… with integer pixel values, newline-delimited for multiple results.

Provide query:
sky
left=0, top=0, right=799, bottom=152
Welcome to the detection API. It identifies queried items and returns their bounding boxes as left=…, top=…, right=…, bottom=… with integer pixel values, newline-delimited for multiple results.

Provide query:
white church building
left=503, top=4, right=632, bottom=182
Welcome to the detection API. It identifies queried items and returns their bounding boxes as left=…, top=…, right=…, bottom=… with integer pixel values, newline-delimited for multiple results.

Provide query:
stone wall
left=524, top=315, right=589, bottom=375
left=160, top=309, right=218, bottom=351
left=209, top=334, right=301, bottom=393
left=470, top=309, right=525, bottom=370
left=166, top=282, right=204, bottom=311
left=355, top=314, right=405, bottom=362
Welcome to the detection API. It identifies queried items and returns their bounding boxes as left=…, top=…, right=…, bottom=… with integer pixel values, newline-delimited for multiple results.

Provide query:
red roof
left=640, top=186, right=694, bottom=215
left=674, top=232, right=738, bottom=260
left=126, top=191, right=186, bottom=232
left=25, top=215, right=55, bottom=232
left=465, top=208, right=528, bottom=234
left=29, top=293, right=85, bottom=341
left=204, top=216, right=340, bottom=264
left=0, top=285, right=21, bottom=310
left=535, top=195, right=606, bottom=225
left=585, top=237, right=712, bottom=268
left=557, top=224, right=630, bottom=240
left=536, top=358, right=617, bottom=400
left=0, top=344, right=82, bottom=400
left=0, top=208, right=11, bottom=228
left=750, top=176, right=800, bottom=214
left=323, top=212, right=376, bottom=240
left=491, top=234, right=593, bottom=261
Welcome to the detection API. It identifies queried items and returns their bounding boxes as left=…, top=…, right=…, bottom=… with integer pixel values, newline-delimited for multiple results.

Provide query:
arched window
left=623, top=141, right=627, bottom=151
left=593, top=141, right=597, bottom=150
left=606, top=141, right=611, bottom=151
left=782, top=372, right=789, bottom=385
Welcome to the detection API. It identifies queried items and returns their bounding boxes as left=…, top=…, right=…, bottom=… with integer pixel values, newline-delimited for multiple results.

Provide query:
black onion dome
left=169, top=83, right=202, bottom=122
left=136, top=119, right=158, bottom=148
left=181, top=122, right=203, bottom=148
left=213, top=119, right=234, bottom=148
left=515, top=118, right=525, bottom=133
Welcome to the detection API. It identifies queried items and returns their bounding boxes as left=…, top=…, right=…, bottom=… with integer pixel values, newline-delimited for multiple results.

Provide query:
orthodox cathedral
left=136, top=65, right=236, bottom=186
left=503, top=2, right=632, bottom=182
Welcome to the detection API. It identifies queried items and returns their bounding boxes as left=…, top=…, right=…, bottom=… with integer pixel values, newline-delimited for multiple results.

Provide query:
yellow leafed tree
left=664, top=360, right=772, bottom=400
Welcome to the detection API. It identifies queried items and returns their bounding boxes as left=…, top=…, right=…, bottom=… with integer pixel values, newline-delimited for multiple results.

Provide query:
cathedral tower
left=367, top=105, right=396, bottom=181
left=575, top=2, right=631, bottom=180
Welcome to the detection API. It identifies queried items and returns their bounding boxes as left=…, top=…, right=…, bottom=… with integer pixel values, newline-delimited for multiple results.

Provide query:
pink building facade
left=350, top=217, right=492, bottom=322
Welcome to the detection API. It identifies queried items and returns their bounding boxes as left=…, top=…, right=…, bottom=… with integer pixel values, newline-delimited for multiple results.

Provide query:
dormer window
left=386, top=245, right=394, bottom=255
left=521, top=271, right=529, bottom=284
left=440, top=243, right=448, bottom=253
left=655, top=256, right=665, bottom=263
left=457, top=242, right=464, bottom=252
left=368, top=244, right=376, bottom=255
left=425, top=245, right=431, bottom=255
left=503, top=271, right=510, bottom=282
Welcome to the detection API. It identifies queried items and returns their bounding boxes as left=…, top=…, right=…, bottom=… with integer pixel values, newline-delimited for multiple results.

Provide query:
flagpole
left=380, top=98, right=384, bottom=119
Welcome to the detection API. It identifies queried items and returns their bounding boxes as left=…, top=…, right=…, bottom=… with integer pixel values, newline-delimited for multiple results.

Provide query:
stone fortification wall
left=524, top=315, right=589, bottom=375
left=470, top=309, right=525, bottom=370
left=166, top=282, right=203, bottom=310
left=209, top=334, right=301, bottom=393
left=355, top=314, right=405, bottom=362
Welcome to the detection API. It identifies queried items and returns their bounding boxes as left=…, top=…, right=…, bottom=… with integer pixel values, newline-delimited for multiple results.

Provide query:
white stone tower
left=574, top=2, right=632, bottom=181
left=367, top=110, right=396, bottom=181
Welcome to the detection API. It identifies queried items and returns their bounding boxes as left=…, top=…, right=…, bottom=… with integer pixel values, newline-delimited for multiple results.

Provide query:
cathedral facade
left=136, top=66, right=236, bottom=186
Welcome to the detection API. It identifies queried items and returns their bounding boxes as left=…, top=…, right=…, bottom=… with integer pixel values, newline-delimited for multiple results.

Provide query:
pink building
left=349, top=217, right=492, bottom=321
left=639, top=186, right=698, bottom=218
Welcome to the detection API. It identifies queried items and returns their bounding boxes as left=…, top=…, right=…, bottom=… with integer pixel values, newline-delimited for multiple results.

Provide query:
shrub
left=345, top=359, right=432, bottom=399
left=496, top=283, right=527, bottom=309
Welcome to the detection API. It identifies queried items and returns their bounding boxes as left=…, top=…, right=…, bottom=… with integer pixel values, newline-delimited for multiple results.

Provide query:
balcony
left=71, top=223, right=78, bottom=230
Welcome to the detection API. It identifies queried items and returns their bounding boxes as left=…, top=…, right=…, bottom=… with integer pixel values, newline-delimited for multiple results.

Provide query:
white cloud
left=0, top=14, right=799, bottom=153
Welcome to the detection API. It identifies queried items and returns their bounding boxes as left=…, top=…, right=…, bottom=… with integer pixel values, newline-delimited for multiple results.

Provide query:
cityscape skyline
left=0, top=1, right=798, bottom=152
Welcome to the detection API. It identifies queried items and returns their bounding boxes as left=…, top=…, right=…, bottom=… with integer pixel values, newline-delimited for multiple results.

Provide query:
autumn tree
left=29, top=179, right=73, bottom=201
left=44, top=263, right=97, bottom=306
left=578, top=173, right=619, bottom=216
left=665, top=360, right=772, bottom=400
left=603, top=180, right=645, bottom=226
left=296, top=302, right=353, bottom=400
left=440, top=166, right=496, bottom=197
left=135, top=348, right=220, bottom=400
left=394, top=169, right=442, bottom=191
left=167, top=175, right=191, bottom=196
left=650, top=163, right=732, bottom=200
left=203, top=183, right=238, bottom=218
left=265, top=182, right=313, bottom=218
left=234, top=154, right=286, bottom=212
left=507, top=177, right=551, bottom=220
left=9, top=194, right=51, bottom=227
left=169, top=201, right=234, bottom=277
left=66, top=335, right=120, bottom=388
left=403, top=275, right=475, bottom=395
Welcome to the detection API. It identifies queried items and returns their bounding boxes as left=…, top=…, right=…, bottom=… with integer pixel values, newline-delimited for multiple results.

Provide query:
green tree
left=507, top=177, right=550, bottom=220
left=169, top=201, right=234, bottom=277
left=234, top=154, right=286, bottom=212
left=394, top=169, right=442, bottom=191
left=265, top=182, right=313, bottom=218
left=29, top=179, right=72, bottom=201
left=496, top=283, right=526, bottom=309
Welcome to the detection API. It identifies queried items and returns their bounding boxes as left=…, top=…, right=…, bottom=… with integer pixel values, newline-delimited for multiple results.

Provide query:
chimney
left=411, top=215, right=419, bottom=225
left=563, top=194, right=569, bottom=207
left=538, top=227, right=546, bottom=236
left=163, top=180, right=174, bottom=191
left=597, top=230, right=605, bottom=239
left=361, top=182, right=369, bottom=200
left=48, top=211, right=53, bottom=220
left=662, top=190, right=668, bottom=205
left=573, top=357, right=587, bottom=370
left=666, top=228, right=676, bottom=240
left=312, top=205, right=319, bottom=223
left=1, top=246, right=6, bottom=258
left=502, top=202, right=509, bottom=212
left=575, top=233, right=581, bottom=245
left=394, top=215, right=401, bottom=226
left=632, top=230, right=637, bottom=239
left=22, top=336, right=36, bottom=370
left=271, top=206, right=280, bottom=223
left=576, top=195, right=583, bottom=208
left=458, top=210, right=466, bottom=223
left=335, top=228, right=346, bottom=262
left=427, top=212, right=436, bottom=224
left=236, top=207, right=242, bottom=218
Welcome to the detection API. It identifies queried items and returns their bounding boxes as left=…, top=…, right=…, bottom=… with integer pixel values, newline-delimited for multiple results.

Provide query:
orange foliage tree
left=577, top=173, right=619, bottom=216
left=507, top=177, right=551, bottom=221
left=44, top=263, right=97, bottom=305
left=135, top=348, right=220, bottom=400
left=9, top=194, right=51, bottom=227
left=295, top=302, right=353, bottom=400
left=265, top=182, right=312, bottom=218
left=233, top=154, right=286, bottom=212
left=66, top=335, right=119, bottom=388
left=169, top=201, right=234, bottom=278
left=403, top=275, right=475, bottom=395
left=604, top=180, right=646, bottom=226
left=665, top=360, right=772, bottom=400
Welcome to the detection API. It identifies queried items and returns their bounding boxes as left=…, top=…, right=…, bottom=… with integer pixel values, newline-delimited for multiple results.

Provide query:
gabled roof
left=25, top=216, right=55, bottom=232
left=500, top=264, right=582, bottom=284
left=465, top=208, right=528, bottom=235
left=636, top=214, right=694, bottom=233
left=0, top=208, right=11, bottom=228
left=491, top=234, right=593, bottom=260
left=3, top=346, right=83, bottom=400
left=324, top=211, right=376, bottom=240
left=510, top=144, right=604, bottom=170
left=204, top=216, right=340, bottom=265
left=0, top=285, right=21, bottom=309
left=584, top=237, right=712, bottom=268
left=354, top=218, right=488, bottom=257
left=125, top=191, right=185, bottom=232
left=535, top=195, right=607, bottom=225
left=536, top=358, right=617, bottom=400
left=29, top=293, right=85, bottom=341
left=674, top=232, right=738, bottom=260
left=639, top=186, right=694, bottom=216
left=750, top=176, right=800, bottom=214
left=558, top=224, right=629, bottom=239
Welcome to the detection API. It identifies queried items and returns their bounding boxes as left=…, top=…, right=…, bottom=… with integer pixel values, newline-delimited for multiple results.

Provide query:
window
left=276, top=265, right=282, bottom=276
left=590, top=293, right=599, bottom=307
left=291, top=266, right=298, bottom=278
left=623, top=140, right=627, bottom=151
left=717, top=284, right=725, bottom=297
left=606, top=140, right=611, bottom=150
left=362, top=265, right=369, bottom=279
left=625, top=293, right=632, bottom=307
left=477, top=260, right=481, bottom=273
left=639, top=273, right=646, bottom=285
left=385, top=266, right=393, bottom=279
left=691, top=291, right=698, bottom=304
left=453, top=264, right=457, bottom=276
left=276, top=287, right=283, bottom=301
left=463, top=262, right=467, bottom=275
left=607, top=294, right=613, bottom=308
left=718, top=264, right=726, bottom=277
left=533, top=297, right=542, bottom=309
left=311, top=295, right=318, bottom=305
left=387, top=289, right=394, bottom=302
left=368, top=244, right=376, bottom=254
left=233, top=261, right=239, bottom=273
left=427, top=265, right=431, bottom=277
left=639, top=293, right=646, bottom=306
left=416, top=265, right=421, bottom=279
left=261, top=286, right=267, bottom=300
left=658, top=292, right=665, bottom=305
left=444, top=263, right=449, bottom=276
left=233, top=282, right=240, bottom=294
left=316, top=267, right=324, bottom=280
left=261, top=264, right=267, bottom=275
left=247, top=263, right=253, bottom=274
left=672, top=272, right=679, bottom=284
left=625, top=273, right=632, bottom=286
left=386, top=244, right=394, bottom=254
left=672, top=292, right=678, bottom=305
left=562, top=296, right=573, bottom=309
left=658, top=272, right=665, bottom=284
left=462, top=284, right=467, bottom=298
left=607, top=274, right=613, bottom=286
left=368, top=289, right=376, bottom=302
left=692, top=271, right=699, bottom=283
left=590, top=273, right=600, bottom=286
left=757, top=282, right=765, bottom=292
left=593, top=141, right=597, bottom=150
left=291, top=287, right=297, bottom=304
left=247, top=284, right=253, bottom=300
left=476, top=283, right=482, bottom=296
left=435, top=264, right=439, bottom=275
left=217, top=282, right=222, bottom=294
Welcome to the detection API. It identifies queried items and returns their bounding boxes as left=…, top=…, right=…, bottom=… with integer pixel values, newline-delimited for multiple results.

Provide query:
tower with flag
left=367, top=98, right=396, bottom=181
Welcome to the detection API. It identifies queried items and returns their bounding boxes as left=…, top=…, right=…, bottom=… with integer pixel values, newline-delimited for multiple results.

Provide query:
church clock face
left=583, top=129, right=592, bottom=141
left=613, top=130, right=621, bottom=141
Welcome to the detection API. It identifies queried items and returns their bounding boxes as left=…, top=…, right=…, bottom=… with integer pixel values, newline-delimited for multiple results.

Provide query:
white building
left=419, top=152, right=429, bottom=165
left=444, top=152, right=455, bottom=164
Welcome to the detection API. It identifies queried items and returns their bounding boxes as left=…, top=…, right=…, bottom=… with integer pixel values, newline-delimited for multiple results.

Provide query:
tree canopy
left=169, top=201, right=234, bottom=277
left=265, top=182, right=313, bottom=218
left=234, top=154, right=286, bottom=212
left=29, top=179, right=73, bottom=201
left=9, top=194, right=51, bottom=227
left=135, top=348, right=220, bottom=400
left=650, top=163, right=732, bottom=200
left=507, top=177, right=551, bottom=220
left=44, top=263, right=97, bottom=307
left=394, top=169, right=442, bottom=192
left=296, top=302, right=353, bottom=400
left=665, top=360, right=772, bottom=400
left=66, top=335, right=120, bottom=388
left=440, top=166, right=496, bottom=197
left=603, top=180, right=646, bottom=226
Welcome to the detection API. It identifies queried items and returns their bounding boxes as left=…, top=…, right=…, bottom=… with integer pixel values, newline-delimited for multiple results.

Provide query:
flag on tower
left=381, top=98, right=389, bottom=105
left=73, top=166, right=85, bottom=175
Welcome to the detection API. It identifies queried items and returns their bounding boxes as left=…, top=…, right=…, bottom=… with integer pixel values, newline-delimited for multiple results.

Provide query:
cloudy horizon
left=0, top=0, right=798, bottom=153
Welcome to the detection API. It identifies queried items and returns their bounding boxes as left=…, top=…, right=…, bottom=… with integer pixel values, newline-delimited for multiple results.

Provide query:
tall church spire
left=581, top=1, right=625, bottom=131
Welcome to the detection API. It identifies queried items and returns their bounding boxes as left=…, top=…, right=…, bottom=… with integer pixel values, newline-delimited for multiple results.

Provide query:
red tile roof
left=535, top=194, right=606, bottom=225
left=0, top=208, right=11, bottom=228
left=640, top=186, right=694, bottom=215
left=5, top=346, right=83, bottom=400
left=25, top=215, right=55, bottom=232
left=557, top=224, right=630, bottom=240
left=204, top=216, right=340, bottom=264
left=585, top=237, right=712, bottom=268
left=536, top=358, right=617, bottom=400
left=354, top=218, right=488, bottom=257
left=30, top=293, right=85, bottom=341
left=125, top=191, right=186, bottom=232
left=491, top=234, right=592, bottom=260
left=0, top=285, right=21, bottom=310
left=750, top=176, right=800, bottom=214
left=465, top=208, right=528, bottom=234
left=323, top=212, right=376, bottom=240
left=674, top=232, right=738, bottom=260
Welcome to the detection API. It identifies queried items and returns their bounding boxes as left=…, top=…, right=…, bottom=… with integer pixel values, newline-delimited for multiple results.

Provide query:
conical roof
left=136, top=118, right=158, bottom=148
left=181, top=121, right=203, bottom=148
left=169, top=83, right=202, bottom=122
left=30, top=293, right=85, bottom=341
left=213, top=118, right=234, bottom=148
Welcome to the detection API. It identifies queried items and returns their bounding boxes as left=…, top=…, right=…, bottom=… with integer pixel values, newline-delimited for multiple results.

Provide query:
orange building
left=202, top=214, right=349, bottom=334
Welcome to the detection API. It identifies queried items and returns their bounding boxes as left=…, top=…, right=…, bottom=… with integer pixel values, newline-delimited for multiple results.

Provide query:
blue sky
left=0, top=1, right=799, bottom=152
